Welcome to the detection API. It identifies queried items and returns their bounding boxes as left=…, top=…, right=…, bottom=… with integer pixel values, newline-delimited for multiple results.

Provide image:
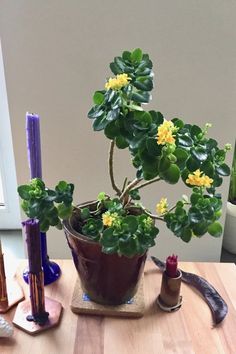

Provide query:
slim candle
left=22, top=219, right=48, bottom=324
left=26, top=112, right=42, bottom=179
left=166, top=254, right=178, bottom=278
left=23, top=219, right=42, bottom=274
left=0, top=238, right=8, bottom=311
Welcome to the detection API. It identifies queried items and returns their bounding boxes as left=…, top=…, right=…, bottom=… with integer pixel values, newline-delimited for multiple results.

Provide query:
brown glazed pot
left=63, top=207, right=147, bottom=305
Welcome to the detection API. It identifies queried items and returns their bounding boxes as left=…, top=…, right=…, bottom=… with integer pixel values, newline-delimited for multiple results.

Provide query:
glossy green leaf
left=122, top=51, right=131, bottom=61
left=17, top=185, right=31, bottom=200
left=186, top=157, right=200, bottom=172
left=133, top=77, right=153, bottom=91
left=93, top=91, right=105, bottom=105
left=146, top=137, right=162, bottom=156
left=122, top=215, right=138, bottom=233
left=208, top=222, right=223, bottom=237
left=192, top=222, right=209, bottom=236
left=104, top=121, right=120, bottom=139
left=216, top=163, right=230, bottom=176
left=177, top=135, right=193, bottom=147
left=188, top=207, right=203, bottom=223
left=115, top=135, right=129, bottom=149
left=190, top=125, right=202, bottom=139
left=93, top=114, right=108, bottom=131
left=159, top=156, right=171, bottom=173
left=191, top=147, right=208, bottom=161
left=201, top=160, right=214, bottom=177
left=181, top=227, right=192, bottom=242
left=131, top=91, right=150, bottom=103
left=149, top=111, right=164, bottom=125
left=131, top=48, right=143, bottom=63
left=88, top=106, right=104, bottom=119
left=110, top=62, right=122, bottom=75
left=172, top=118, right=184, bottom=129
left=161, top=164, right=180, bottom=184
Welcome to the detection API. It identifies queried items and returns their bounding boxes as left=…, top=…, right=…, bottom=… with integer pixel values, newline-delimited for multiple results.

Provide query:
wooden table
left=1, top=260, right=236, bottom=354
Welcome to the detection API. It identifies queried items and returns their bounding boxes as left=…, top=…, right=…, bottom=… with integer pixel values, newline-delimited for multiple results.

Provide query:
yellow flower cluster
left=157, top=120, right=176, bottom=145
left=156, top=198, right=168, bottom=215
left=105, top=73, right=131, bottom=90
left=102, top=212, right=118, bottom=227
left=186, top=169, right=213, bottom=188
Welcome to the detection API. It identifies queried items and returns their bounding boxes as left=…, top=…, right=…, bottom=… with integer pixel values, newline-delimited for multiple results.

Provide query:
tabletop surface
left=1, top=259, right=236, bottom=354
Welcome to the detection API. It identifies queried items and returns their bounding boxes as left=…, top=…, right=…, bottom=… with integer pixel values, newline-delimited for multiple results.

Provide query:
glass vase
left=23, top=232, right=61, bottom=285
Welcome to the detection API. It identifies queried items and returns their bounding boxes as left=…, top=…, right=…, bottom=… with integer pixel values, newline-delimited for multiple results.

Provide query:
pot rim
left=63, top=200, right=99, bottom=244
left=63, top=218, right=98, bottom=245
left=227, top=201, right=236, bottom=217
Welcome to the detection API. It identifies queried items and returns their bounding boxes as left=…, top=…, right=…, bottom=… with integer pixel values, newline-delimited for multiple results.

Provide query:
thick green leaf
left=131, top=48, right=143, bottom=63
left=122, top=215, right=138, bottom=233
left=172, top=118, right=184, bottom=129
left=104, top=121, right=120, bottom=139
left=188, top=207, right=203, bottom=223
left=201, top=160, right=214, bottom=177
left=17, top=185, right=31, bottom=200
left=177, top=135, right=193, bottom=147
left=215, top=149, right=226, bottom=162
left=146, top=137, right=162, bottom=156
left=159, top=156, right=171, bottom=173
left=149, top=111, right=164, bottom=125
left=115, top=135, right=129, bottom=149
left=80, top=207, right=90, bottom=220
left=119, top=237, right=139, bottom=257
left=206, top=138, right=218, bottom=150
left=110, top=62, right=122, bottom=75
left=216, top=163, right=230, bottom=176
left=191, top=147, right=208, bottom=162
left=133, top=77, right=153, bottom=91
left=208, top=222, right=223, bottom=237
left=131, top=91, right=150, bottom=103
left=186, top=156, right=200, bottom=172
left=93, top=114, right=108, bottom=131
left=161, top=164, right=180, bottom=184
left=192, top=222, right=209, bottom=236
left=181, top=227, right=192, bottom=242
left=190, top=125, right=202, bottom=139
left=93, top=91, right=105, bottom=105
left=134, top=111, right=152, bottom=129
left=57, top=204, right=72, bottom=219
left=122, top=51, right=131, bottom=61
left=101, top=227, right=118, bottom=247
left=114, top=57, right=127, bottom=71
left=106, top=108, right=120, bottom=122
left=57, top=181, right=67, bottom=191
left=190, top=193, right=202, bottom=205
left=174, top=148, right=189, bottom=167
left=88, top=106, right=104, bottom=119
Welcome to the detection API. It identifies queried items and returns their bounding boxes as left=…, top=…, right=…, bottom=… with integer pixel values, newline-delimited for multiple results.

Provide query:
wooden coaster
left=13, top=297, right=63, bottom=335
left=0, top=279, right=24, bottom=313
left=71, top=278, right=145, bottom=318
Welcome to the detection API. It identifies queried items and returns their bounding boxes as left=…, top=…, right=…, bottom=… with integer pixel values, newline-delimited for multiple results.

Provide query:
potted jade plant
left=223, top=142, right=236, bottom=254
left=18, top=48, right=231, bottom=305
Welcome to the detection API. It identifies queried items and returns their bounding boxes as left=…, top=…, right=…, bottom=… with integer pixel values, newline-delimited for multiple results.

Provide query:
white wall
left=0, top=0, right=235, bottom=260
left=0, top=41, right=21, bottom=229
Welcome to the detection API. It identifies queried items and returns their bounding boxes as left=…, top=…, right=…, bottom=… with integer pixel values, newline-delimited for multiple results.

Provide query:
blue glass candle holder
left=23, top=232, right=61, bottom=285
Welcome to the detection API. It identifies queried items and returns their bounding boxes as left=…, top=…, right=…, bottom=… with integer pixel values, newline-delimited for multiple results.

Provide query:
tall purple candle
left=26, top=112, right=42, bottom=179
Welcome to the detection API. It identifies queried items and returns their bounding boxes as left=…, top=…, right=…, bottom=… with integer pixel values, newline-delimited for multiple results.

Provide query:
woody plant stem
left=108, top=141, right=163, bottom=207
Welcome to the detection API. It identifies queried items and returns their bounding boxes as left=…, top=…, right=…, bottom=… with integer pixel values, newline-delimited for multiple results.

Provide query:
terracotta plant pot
left=63, top=205, right=147, bottom=305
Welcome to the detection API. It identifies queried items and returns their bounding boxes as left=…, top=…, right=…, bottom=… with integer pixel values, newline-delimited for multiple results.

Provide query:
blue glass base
left=23, top=260, right=61, bottom=286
